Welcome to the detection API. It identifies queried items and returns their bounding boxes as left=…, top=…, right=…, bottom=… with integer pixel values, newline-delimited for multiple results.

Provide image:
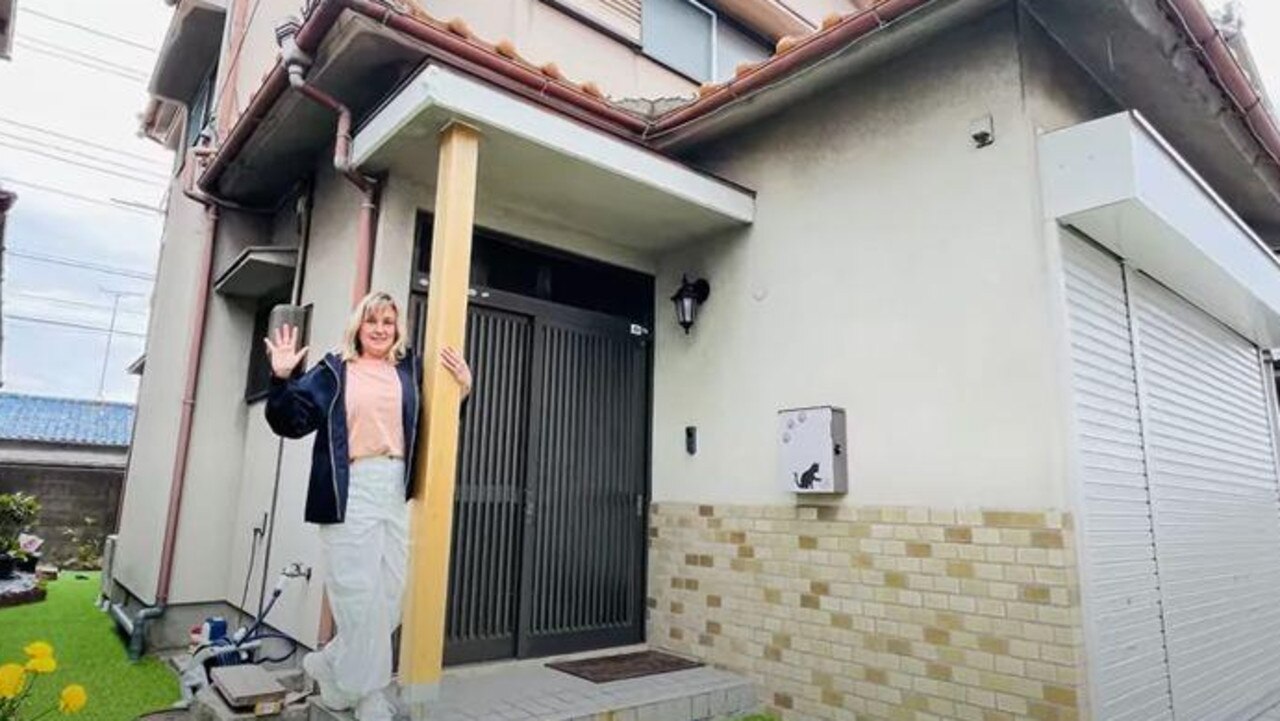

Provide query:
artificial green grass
left=0, top=572, right=181, bottom=720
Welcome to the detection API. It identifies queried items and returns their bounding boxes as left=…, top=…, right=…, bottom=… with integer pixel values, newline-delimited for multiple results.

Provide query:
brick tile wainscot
left=647, top=503, right=1086, bottom=721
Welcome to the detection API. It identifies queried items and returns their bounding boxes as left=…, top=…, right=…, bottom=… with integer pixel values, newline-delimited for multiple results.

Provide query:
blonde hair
left=341, top=291, right=408, bottom=362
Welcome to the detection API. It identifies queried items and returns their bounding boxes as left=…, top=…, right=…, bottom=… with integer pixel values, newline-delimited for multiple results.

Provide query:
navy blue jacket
left=265, top=351, right=421, bottom=524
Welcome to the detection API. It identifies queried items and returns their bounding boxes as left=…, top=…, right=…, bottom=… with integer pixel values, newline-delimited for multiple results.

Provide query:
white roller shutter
left=1062, top=234, right=1174, bottom=721
left=1130, top=273, right=1280, bottom=721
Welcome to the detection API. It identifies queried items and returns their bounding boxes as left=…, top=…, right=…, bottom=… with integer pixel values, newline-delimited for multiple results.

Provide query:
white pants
left=319, top=457, right=409, bottom=702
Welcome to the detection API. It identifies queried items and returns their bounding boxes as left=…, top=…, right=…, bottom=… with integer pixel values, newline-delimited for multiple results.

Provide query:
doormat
left=547, top=650, right=703, bottom=683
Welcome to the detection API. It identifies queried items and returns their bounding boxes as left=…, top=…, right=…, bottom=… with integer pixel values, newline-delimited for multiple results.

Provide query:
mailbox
left=777, top=406, right=847, bottom=494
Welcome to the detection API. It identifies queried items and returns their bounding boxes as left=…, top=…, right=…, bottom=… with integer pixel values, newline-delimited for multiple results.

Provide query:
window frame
left=245, top=297, right=305, bottom=403
left=185, top=63, right=217, bottom=150
left=641, top=0, right=718, bottom=83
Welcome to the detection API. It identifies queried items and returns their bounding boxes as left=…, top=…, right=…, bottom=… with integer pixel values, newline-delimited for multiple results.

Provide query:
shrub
left=0, top=494, right=39, bottom=558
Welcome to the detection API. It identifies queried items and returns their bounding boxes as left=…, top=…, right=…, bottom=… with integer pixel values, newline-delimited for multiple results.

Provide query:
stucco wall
left=652, top=8, right=1073, bottom=511
left=115, top=183, right=210, bottom=604
left=234, top=165, right=365, bottom=645
left=163, top=213, right=271, bottom=604
left=1017, top=11, right=1120, bottom=134
left=222, top=200, right=308, bottom=618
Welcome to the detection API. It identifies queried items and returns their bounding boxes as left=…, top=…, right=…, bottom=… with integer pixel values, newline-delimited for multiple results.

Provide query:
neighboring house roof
left=0, top=393, right=135, bottom=447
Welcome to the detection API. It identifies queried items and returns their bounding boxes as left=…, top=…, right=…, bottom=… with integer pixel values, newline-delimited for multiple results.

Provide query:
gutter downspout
left=155, top=198, right=219, bottom=607
left=278, top=20, right=378, bottom=303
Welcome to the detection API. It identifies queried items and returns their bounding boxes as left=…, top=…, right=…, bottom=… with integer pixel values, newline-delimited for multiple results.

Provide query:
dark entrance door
left=408, top=220, right=652, bottom=665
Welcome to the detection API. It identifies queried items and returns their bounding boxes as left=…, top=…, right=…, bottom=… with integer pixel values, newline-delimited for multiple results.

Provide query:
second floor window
left=185, top=64, right=217, bottom=149
left=641, top=0, right=766, bottom=83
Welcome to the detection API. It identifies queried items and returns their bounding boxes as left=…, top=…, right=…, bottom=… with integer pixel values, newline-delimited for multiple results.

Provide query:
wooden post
left=399, top=122, right=479, bottom=708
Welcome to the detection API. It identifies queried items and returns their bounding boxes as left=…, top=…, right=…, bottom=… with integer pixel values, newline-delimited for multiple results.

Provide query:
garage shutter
left=1130, top=273, right=1280, bottom=721
left=1062, top=234, right=1174, bottom=721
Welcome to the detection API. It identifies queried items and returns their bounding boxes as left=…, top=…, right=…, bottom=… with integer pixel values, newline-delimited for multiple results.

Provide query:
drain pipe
left=277, top=19, right=379, bottom=303
left=110, top=200, right=218, bottom=659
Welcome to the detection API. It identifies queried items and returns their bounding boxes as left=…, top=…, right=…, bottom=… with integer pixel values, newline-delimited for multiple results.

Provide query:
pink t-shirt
left=344, top=357, right=404, bottom=461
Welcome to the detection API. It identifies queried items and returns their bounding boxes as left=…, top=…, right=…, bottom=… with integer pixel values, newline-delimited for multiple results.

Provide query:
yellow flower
left=0, top=663, right=26, bottom=699
left=23, top=641, right=54, bottom=659
left=26, top=655, right=58, bottom=673
left=59, top=684, right=88, bottom=714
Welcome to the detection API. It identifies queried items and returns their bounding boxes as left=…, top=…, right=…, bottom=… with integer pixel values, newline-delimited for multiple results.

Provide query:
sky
left=0, top=0, right=171, bottom=402
left=0, top=0, right=1276, bottom=404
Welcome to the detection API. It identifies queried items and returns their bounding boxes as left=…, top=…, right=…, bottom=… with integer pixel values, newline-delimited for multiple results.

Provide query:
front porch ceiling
left=351, top=64, right=756, bottom=251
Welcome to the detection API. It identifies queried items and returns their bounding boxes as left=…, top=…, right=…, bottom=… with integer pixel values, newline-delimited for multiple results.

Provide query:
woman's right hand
left=264, top=324, right=309, bottom=379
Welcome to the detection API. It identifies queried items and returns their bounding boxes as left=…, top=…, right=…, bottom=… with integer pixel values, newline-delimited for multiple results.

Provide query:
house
left=0, top=392, right=133, bottom=562
left=111, top=0, right=1280, bottom=719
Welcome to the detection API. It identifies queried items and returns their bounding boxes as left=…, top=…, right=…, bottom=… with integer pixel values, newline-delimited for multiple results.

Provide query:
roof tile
left=0, top=393, right=134, bottom=447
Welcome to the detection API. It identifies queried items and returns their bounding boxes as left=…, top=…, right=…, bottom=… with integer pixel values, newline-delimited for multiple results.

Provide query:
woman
left=264, top=291, right=471, bottom=721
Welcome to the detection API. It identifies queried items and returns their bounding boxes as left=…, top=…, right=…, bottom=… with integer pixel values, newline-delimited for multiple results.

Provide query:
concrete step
left=308, top=666, right=757, bottom=721
left=186, top=667, right=312, bottom=721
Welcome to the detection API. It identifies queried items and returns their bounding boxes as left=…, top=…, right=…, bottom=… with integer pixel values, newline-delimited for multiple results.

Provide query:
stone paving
left=311, top=654, right=756, bottom=721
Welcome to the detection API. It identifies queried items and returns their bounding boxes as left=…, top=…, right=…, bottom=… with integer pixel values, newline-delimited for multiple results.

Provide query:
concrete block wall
left=0, top=461, right=123, bottom=562
left=648, top=503, right=1085, bottom=721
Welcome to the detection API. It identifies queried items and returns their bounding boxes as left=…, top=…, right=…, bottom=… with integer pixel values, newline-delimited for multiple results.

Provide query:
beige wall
left=1017, top=12, right=1119, bottom=135
left=166, top=212, right=272, bottom=603
left=652, top=8, right=1073, bottom=511
left=242, top=165, right=365, bottom=645
left=115, top=182, right=210, bottom=605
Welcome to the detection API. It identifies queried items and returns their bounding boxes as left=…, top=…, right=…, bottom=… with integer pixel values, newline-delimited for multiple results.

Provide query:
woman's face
left=359, top=304, right=397, bottom=359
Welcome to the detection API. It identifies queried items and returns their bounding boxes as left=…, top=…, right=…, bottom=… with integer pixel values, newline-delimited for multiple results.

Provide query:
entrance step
left=309, top=656, right=756, bottom=721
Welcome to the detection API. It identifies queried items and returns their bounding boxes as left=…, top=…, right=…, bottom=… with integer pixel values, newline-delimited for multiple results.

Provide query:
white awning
left=1040, top=111, right=1280, bottom=347
left=351, top=64, right=755, bottom=250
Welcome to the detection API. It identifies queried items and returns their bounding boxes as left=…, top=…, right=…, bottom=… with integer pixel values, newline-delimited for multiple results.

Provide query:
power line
left=0, top=141, right=167, bottom=186
left=14, top=41, right=147, bottom=82
left=0, top=177, right=160, bottom=216
left=0, top=117, right=171, bottom=166
left=20, top=36, right=151, bottom=77
left=4, top=314, right=147, bottom=338
left=17, top=7, right=158, bottom=52
left=6, top=249, right=156, bottom=281
left=0, top=131, right=169, bottom=177
left=7, top=291, right=149, bottom=316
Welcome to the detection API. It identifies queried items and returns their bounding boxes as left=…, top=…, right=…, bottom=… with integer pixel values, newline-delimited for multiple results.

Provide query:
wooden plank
left=400, top=122, right=481, bottom=700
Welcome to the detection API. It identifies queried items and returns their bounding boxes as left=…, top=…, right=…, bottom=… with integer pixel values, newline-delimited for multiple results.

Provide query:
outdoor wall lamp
left=671, top=275, right=710, bottom=334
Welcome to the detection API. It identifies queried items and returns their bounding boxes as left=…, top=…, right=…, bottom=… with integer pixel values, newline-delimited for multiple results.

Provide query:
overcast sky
left=0, top=0, right=1276, bottom=404
left=0, top=0, right=170, bottom=402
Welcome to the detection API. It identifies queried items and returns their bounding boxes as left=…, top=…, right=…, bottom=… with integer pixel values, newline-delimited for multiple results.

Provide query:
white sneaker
left=355, top=690, right=395, bottom=721
left=302, top=651, right=354, bottom=711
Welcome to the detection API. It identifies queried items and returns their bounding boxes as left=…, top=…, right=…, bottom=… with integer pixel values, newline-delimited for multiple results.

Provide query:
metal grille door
left=428, top=291, right=650, bottom=664
left=444, top=304, right=534, bottom=664
left=1131, top=274, right=1280, bottom=720
left=520, top=312, right=649, bottom=656
left=1061, top=235, right=1173, bottom=721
